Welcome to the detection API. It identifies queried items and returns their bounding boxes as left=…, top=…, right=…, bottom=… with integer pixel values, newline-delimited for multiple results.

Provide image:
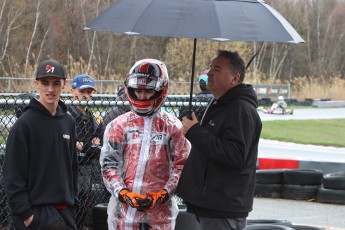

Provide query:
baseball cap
left=198, top=74, right=208, bottom=85
left=36, top=60, right=66, bottom=80
left=72, top=74, right=96, bottom=91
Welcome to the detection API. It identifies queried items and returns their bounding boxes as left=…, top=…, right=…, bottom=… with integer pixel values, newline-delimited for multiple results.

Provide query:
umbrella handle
left=188, top=38, right=197, bottom=117
left=186, top=110, right=193, bottom=120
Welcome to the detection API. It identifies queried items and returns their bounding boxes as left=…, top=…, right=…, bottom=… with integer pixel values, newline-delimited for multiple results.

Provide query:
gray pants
left=196, top=216, right=246, bottom=230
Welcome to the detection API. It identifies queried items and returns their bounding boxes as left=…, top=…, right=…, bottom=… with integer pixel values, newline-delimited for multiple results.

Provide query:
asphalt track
left=250, top=108, right=345, bottom=230
left=259, top=108, right=345, bottom=121
left=248, top=198, right=345, bottom=229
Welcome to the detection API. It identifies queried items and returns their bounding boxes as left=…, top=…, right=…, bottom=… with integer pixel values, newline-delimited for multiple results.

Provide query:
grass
left=261, top=119, right=345, bottom=147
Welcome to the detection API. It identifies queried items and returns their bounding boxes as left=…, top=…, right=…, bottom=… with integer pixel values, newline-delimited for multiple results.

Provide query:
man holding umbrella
left=176, top=50, right=262, bottom=230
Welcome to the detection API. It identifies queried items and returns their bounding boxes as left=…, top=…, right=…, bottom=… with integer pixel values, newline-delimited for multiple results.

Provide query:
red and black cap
left=36, top=59, right=66, bottom=80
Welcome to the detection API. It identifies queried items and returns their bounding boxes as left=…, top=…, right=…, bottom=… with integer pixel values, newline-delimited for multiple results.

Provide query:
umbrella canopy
left=85, top=0, right=304, bottom=44
left=85, top=0, right=304, bottom=112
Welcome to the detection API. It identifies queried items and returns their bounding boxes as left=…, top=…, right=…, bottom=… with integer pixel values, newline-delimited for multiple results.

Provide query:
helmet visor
left=127, top=74, right=165, bottom=91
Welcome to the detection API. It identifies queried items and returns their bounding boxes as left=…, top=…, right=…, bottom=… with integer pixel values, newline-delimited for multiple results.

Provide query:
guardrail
left=0, top=77, right=290, bottom=99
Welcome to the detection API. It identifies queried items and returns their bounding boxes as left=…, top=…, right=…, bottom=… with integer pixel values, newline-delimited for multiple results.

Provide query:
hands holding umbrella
left=182, top=112, right=198, bottom=135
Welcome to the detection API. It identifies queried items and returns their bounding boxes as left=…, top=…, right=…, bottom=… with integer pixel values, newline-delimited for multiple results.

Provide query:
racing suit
left=100, top=110, right=190, bottom=230
left=277, top=100, right=288, bottom=110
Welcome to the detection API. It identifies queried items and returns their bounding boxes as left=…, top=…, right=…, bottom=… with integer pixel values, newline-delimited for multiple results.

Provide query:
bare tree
left=25, top=0, right=42, bottom=77
left=0, top=1, right=22, bottom=77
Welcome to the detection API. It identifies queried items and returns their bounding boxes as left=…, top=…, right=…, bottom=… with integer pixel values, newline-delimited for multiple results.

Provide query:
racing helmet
left=125, top=59, right=169, bottom=116
left=278, top=96, right=285, bottom=101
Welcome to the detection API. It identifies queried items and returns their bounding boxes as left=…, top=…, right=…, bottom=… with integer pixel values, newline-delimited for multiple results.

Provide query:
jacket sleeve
left=186, top=101, right=260, bottom=168
left=102, top=104, right=127, bottom=129
left=3, top=122, right=34, bottom=221
left=99, top=120, right=126, bottom=196
left=164, top=120, right=191, bottom=194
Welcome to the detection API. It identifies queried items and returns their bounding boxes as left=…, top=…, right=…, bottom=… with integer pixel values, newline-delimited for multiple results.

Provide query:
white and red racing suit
left=100, top=110, right=190, bottom=230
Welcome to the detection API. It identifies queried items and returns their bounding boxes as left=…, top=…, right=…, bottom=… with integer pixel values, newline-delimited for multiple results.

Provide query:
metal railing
left=0, top=77, right=290, bottom=99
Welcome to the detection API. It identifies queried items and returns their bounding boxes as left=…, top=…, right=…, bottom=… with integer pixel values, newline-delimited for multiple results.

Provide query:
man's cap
left=36, top=60, right=66, bottom=80
left=72, top=74, right=96, bottom=90
left=198, top=74, right=208, bottom=85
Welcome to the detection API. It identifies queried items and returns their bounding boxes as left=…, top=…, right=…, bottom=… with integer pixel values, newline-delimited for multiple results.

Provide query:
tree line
left=0, top=0, right=344, bottom=92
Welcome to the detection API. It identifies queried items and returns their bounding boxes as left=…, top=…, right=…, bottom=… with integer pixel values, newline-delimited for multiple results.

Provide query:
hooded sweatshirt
left=4, top=98, right=78, bottom=221
left=176, top=84, right=262, bottom=218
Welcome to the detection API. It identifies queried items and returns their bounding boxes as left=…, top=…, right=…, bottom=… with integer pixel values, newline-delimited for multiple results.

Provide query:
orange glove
left=118, top=189, right=146, bottom=209
left=146, top=189, right=169, bottom=209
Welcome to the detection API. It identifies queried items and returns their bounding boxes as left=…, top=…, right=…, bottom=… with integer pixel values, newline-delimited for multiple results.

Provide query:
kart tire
left=291, top=224, right=326, bottom=230
left=254, top=184, right=282, bottom=198
left=323, top=172, right=345, bottom=190
left=244, top=224, right=294, bottom=230
left=246, top=219, right=292, bottom=226
left=284, top=170, right=323, bottom=186
left=175, top=205, right=200, bottom=230
left=256, top=169, right=285, bottom=184
left=282, top=184, right=319, bottom=200
left=316, top=187, right=345, bottom=204
left=92, top=203, right=108, bottom=230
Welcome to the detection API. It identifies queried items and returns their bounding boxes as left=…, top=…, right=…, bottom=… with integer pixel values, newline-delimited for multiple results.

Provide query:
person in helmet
left=269, top=95, right=288, bottom=113
left=100, top=59, right=191, bottom=230
left=277, top=96, right=288, bottom=110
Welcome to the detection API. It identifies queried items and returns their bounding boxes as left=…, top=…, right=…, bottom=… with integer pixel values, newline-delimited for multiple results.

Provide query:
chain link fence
left=0, top=90, right=297, bottom=229
left=0, top=92, right=211, bottom=230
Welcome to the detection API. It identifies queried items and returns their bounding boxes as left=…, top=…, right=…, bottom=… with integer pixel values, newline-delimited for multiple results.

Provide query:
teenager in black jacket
left=176, top=50, right=262, bottom=230
left=4, top=60, right=78, bottom=230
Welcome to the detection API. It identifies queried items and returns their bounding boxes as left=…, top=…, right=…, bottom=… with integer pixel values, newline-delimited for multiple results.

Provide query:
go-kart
left=261, top=107, right=294, bottom=115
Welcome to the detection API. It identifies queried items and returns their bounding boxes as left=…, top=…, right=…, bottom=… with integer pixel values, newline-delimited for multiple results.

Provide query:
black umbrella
left=85, top=0, right=304, bottom=112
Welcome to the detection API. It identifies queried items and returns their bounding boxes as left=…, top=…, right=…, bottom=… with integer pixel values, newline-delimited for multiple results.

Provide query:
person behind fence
left=178, top=72, right=213, bottom=121
left=101, top=86, right=130, bottom=129
left=100, top=58, right=191, bottom=230
left=176, top=50, right=262, bottom=230
left=194, top=73, right=213, bottom=117
left=269, top=95, right=288, bottom=113
left=3, top=59, right=78, bottom=230
left=68, top=74, right=103, bottom=229
left=196, top=72, right=213, bottom=98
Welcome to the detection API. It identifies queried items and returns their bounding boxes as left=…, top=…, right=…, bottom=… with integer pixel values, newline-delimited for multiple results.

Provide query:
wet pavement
left=254, top=108, right=345, bottom=230
left=259, top=108, right=345, bottom=121
left=249, top=197, right=345, bottom=229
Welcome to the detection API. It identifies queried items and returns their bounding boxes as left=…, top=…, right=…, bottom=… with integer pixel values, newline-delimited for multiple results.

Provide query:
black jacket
left=176, top=84, right=262, bottom=218
left=102, top=93, right=130, bottom=129
left=67, top=106, right=102, bottom=163
left=4, top=98, right=78, bottom=221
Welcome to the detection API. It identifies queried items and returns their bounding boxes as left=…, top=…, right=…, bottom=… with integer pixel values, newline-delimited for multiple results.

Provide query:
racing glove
left=146, top=189, right=169, bottom=209
left=136, top=196, right=153, bottom=212
left=118, top=189, right=147, bottom=209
